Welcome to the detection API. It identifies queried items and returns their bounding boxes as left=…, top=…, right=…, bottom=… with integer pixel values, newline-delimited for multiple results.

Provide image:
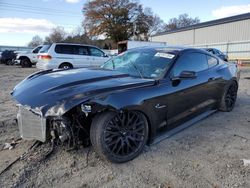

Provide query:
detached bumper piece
left=17, top=105, right=46, bottom=142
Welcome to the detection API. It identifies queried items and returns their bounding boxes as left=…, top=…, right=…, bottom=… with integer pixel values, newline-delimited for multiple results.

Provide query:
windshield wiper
left=111, top=59, right=115, bottom=69
left=129, top=61, right=144, bottom=79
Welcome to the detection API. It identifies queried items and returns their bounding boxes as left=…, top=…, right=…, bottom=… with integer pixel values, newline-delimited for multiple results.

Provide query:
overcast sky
left=0, top=0, right=250, bottom=46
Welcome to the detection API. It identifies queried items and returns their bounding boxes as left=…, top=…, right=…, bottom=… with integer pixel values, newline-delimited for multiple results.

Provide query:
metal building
left=151, top=13, right=250, bottom=60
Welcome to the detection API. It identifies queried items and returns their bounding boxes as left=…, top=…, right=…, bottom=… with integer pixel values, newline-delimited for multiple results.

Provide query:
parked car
left=12, top=47, right=239, bottom=163
left=203, top=48, right=228, bottom=61
left=36, top=43, right=110, bottom=70
left=117, top=40, right=167, bottom=54
left=15, top=45, right=43, bottom=68
left=0, top=50, right=17, bottom=65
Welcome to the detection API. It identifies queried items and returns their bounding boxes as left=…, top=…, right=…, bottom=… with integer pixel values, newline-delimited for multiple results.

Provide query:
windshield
left=101, top=49, right=175, bottom=79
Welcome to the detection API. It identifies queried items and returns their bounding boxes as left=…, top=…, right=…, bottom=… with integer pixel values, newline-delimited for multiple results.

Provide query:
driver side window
left=173, top=52, right=208, bottom=76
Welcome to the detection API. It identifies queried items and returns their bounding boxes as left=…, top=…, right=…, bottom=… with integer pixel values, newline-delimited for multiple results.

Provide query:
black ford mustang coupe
left=12, top=47, right=240, bottom=163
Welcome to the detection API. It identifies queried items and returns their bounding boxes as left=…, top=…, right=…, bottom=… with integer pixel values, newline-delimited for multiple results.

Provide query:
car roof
left=51, top=42, right=101, bottom=49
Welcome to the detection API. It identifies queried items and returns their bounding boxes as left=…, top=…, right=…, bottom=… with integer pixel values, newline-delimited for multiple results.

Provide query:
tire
left=6, top=59, right=12, bottom=65
left=20, top=58, right=32, bottom=68
left=59, top=63, right=73, bottom=69
left=219, top=81, right=238, bottom=112
left=90, top=111, right=149, bottom=163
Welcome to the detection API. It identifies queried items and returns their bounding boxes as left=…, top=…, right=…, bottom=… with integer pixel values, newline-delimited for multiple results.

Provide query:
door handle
left=155, top=103, right=166, bottom=109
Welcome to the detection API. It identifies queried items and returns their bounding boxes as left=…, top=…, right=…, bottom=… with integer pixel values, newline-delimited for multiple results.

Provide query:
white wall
left=151, top=19, right=250, bottom=45
left=195, top=20, right=250, bottom=44
left=152, top=30, right=194, bottom=45
left=151, top=19, right=250, bottom=60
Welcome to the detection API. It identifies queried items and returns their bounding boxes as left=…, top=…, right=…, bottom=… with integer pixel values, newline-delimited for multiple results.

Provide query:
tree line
left=28, top=0, right=200, bottom=48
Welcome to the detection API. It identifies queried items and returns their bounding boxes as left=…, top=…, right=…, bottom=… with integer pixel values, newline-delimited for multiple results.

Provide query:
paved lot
left=0, top=64, right=250, bottom=187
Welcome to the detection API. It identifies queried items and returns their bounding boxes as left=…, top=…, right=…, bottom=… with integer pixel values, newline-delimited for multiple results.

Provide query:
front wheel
left=219, top=81, right=238, bottom=112
left=90, top=111, right=149, bottom=163
left=20, top=58, right=32, bottom=68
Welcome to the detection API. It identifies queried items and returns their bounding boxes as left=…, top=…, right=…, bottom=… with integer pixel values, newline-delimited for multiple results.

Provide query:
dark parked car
left=203, top=48, right=228, bottom=61
left=12, top=47, right=239, bottom=163
left=0, top=50, right=17, bottom=65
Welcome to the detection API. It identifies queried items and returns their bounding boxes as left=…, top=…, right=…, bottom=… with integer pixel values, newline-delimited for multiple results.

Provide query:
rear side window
left=75, top=46, right=88, bottom=55
left=207, top=49, right=213, bottom=53
left=55, top=45, right=89, bottom=55
left=39, top=44, right=52, bottom=53
left=173, top=52, right=208, bottom=76
left=207, top=55, right=218, bottom=68
left=55, top=45, right=73, bottom=54
left=89, top=47, right=104, bottom=57
left=215, top=49, right=222, bottom=55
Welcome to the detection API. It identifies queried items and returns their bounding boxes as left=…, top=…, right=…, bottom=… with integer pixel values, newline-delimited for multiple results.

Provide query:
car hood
left=12, top=68, right=155, bottom=116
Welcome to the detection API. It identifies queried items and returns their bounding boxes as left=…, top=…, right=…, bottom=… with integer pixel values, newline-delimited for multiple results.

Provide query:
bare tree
left=63, top=33, right=92, bottom=44
left=44, top=27, right=67, bottom=43
left=134, top=7, right=165, bottom=40
left=165, top=13, right=200, bottom=31
left=28, top=35, right=43, bottom=47
left=148, top=14, right=165, bottom=36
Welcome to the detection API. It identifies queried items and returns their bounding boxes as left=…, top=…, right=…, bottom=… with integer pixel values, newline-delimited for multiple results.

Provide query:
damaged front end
left=12, top=67, right=155, bottom=155
left=17, top=103, right=94, bottom=149
left=49, top=105, right=92, bottom=149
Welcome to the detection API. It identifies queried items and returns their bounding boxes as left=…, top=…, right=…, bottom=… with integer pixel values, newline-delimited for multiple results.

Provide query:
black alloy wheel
left=90, top=111, right=148, bottom=163
left=219, top=82, right=238, bottom=112
left=225, top=83, right=238, bottom=111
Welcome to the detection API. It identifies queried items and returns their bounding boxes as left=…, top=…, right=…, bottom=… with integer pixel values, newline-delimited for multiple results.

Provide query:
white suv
left=36, top=43, right=110, bottom=70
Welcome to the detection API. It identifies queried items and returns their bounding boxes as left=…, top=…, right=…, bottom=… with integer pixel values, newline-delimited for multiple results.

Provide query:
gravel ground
left=0, top=64, right=249, bottom=188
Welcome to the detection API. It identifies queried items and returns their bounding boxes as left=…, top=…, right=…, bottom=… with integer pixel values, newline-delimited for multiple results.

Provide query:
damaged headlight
left=81, top=104, right=91, bottom=116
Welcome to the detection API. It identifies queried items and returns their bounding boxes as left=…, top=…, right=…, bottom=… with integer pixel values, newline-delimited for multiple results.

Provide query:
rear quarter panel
left=213, top=61, right=240, bottom=99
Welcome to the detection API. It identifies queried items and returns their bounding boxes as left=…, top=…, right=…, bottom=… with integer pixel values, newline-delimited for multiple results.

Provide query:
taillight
left=38, top=55, right=52, bottom=60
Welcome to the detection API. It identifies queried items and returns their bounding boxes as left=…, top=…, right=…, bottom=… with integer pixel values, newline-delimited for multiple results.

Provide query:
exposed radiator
left=17, top=105, right=46, bottom=142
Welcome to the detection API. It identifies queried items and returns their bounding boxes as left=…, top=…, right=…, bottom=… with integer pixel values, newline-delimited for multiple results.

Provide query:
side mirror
left=103, top=54, right=109, bottom=58
left=172, top=71, right=197, bottom=81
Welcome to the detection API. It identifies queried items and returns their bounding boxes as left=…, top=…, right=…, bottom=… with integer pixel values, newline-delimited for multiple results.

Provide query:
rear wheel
left=90, top=111, right=148, bottom=163
left=20, top=58, right=32, bottom=68
left=219, top=81, right=238, bottom=112
left=59, top=63, right=73, bottom=69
